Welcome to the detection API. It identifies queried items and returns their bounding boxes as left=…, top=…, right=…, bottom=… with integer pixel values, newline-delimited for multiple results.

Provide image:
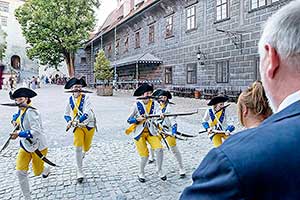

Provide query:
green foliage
left=15, top=0, right=99, bottom=71
left=94, top=50, right=113, bottom=83
left=0, top=26, right=7, bottom=62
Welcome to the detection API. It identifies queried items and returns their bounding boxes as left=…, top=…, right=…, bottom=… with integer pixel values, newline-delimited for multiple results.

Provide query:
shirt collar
left=277, top=90, right=300, bottom=112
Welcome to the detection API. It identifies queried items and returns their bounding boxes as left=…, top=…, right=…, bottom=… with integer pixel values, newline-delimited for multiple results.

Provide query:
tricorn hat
left=64, top=77, right=87, bottom=89
left=152, top=89, right=172, bottom=99
left=133, top=83, right=153, bottom=96
left=207, top=95, right=229, bottom=106
left=10, top=88, right=37, bottom=99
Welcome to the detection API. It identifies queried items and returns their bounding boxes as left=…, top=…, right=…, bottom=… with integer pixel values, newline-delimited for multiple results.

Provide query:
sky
left=95, top=0, right=118, bottom=30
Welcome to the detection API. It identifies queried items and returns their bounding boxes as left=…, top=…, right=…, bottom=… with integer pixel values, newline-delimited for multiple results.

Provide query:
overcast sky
left=95, top=0, right=118, bottom=30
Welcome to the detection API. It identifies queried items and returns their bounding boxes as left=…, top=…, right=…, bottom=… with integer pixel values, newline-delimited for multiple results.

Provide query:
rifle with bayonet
left=146, top=110, right=198, bottom=119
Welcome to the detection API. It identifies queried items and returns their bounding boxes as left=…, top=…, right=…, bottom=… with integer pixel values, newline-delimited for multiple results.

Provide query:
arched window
left=11, top=55, right=21, bottom=70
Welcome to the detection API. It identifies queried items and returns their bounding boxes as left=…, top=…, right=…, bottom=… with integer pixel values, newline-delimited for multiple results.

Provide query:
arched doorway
left=11, top=55, right=21, bottom=70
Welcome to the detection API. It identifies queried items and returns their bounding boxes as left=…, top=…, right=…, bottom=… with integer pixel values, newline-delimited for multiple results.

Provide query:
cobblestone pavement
left=0, top=85, right=243, bottom=200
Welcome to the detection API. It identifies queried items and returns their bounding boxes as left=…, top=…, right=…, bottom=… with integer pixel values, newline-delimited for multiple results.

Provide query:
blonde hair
left=238, top=81, right=273, bottom=126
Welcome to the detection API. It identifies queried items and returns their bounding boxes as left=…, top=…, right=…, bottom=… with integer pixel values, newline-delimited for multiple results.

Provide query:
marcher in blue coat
left=180, top=1, right=300, bottom=199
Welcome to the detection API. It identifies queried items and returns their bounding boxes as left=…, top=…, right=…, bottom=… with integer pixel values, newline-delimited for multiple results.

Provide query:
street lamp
left=196, top=47, right=207, bottom=65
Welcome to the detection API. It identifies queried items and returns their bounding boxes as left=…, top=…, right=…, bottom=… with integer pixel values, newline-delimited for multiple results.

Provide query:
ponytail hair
left=237, top=81, right=273, bottom=126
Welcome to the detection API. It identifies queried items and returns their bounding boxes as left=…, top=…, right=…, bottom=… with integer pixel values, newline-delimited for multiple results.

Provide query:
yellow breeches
left=158, top=135, right=177, bottom=147
left=211, top=133, right=229, bottom=147
left=16, top=148, right=48, bottom=176
left=166, top=136, right=176, bottom=147
left=135, top=128, right=163, bottom=157
left=74, top=127, right=95, bottom=152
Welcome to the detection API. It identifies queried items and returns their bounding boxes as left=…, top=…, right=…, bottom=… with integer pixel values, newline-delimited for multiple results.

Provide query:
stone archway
left=11, top=55, right=21, bottom=70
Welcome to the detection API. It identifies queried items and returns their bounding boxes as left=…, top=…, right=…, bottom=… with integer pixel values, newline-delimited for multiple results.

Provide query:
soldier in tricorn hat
left=126, top=83, right=167, bottom=182
left=202, top=95, right=235, bottom=147
left=64, top=77, right=97, bottom=183
left=9, top=88, right=50, bottom=200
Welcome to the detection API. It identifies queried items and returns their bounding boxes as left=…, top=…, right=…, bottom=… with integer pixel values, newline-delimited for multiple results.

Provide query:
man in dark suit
left=180, top=1, right=300, bottom=199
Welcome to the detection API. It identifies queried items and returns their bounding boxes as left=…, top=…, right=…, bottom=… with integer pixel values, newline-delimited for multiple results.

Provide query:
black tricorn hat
left=10, top=88, right=37, bottom=99
left=207, top=95, right=229, bottom=106
left=152, top=89, right=172, bottom=99
left=133, top=83, right=153, bottom=96
left=64, top=77, right=87, bottom=89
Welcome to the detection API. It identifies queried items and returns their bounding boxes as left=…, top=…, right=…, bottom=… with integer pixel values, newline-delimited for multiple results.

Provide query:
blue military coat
left=180, top=101, right=300, bottom=200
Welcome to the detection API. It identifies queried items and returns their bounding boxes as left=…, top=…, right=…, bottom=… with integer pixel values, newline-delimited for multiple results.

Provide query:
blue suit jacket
left=180, top=101, right=300, bottom=200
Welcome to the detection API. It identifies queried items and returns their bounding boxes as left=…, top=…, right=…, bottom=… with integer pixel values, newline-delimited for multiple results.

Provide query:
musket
left=64, top=90, right=93, bottom=93
left=66, top=113, right=78, bottom=132
left=176, top=131, right=197, bottom=138
left=136, top=96, right=160, bottom=100
left=146, top=110, right=198, bottom=118
left=0, top=124, right=20, bottom=154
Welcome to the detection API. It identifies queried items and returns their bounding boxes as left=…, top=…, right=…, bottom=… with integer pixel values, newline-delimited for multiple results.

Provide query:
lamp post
left=196, top=47, right=207, bottom=65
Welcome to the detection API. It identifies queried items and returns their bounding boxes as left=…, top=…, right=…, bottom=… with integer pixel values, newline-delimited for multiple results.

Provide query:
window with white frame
left=0, top=1, right=9, bottom=12
left=0, top=15, right=7, bottom=26
left=149, top=25, right=155, bottom=43
left=187, top=63, right=197, bottom=84
left=166, top=15, right=173, bottom=38
left=216, top=60, right=229, bottom=83
left=216, top=0, right=228, bottom=21
left=186, top=6, right=196, bottom=30
left=250, top=0, right=267, bottom=10
left=165, top=67, right=172, bottom=84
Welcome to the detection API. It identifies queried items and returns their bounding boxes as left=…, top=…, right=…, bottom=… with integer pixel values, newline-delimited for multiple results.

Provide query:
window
left=186, top=6, right=196, bottom=30
left=187, top=63, right=197, bottom=84
left=166, top=16, right=173, bottom=38
left=149, top=25, right=155, bottom=43
left=216, top=0, right=229, bottom=21
left=250, top=0, right=267, bottom=10
left=80, top=57, right=87, bottom=64
left=107, top=43, right=112, bottom=56
left=0, top=16, right=7, bottom=26
left=0, top=1, right=9, bottom=12
left=254, top=57, right=261, bottom=80
left=124, top=36, right=129, bottom=52
left=216, top=60, right=229, bottom=83
left=135, top=32, right=140, bottom=48
left=165, top=67, right=172, bottom=84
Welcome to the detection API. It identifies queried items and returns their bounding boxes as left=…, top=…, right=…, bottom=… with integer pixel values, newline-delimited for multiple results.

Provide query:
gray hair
left=258, top=0, right=300, bottom=67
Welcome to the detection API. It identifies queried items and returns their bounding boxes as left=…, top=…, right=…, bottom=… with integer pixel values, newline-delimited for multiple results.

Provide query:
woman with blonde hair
left=237, top=80, right=273, bottom=128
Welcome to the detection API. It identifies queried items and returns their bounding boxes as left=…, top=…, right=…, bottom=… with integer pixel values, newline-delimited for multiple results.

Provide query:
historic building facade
left=79, top=0, right=291, bottom=92
left=0, top=0, right=39, bottom=80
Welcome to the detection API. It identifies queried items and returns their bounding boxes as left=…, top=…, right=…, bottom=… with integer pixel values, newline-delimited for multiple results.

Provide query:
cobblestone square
left=0, top=85, right=242, bottom=200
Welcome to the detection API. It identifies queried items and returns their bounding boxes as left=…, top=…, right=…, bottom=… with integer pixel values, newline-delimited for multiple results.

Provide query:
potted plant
left=94, top=50, right=114, bottom=96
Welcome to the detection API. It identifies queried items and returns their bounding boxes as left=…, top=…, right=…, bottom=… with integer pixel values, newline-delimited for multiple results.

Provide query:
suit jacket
left=180, top=101, right=300, bottom=200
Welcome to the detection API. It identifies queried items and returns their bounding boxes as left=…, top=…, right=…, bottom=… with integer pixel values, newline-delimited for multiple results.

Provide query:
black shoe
left=180, top=173, right=186, bottom=178
left=148, top=159, right=155, bottom=164
left=77, top=177, right=84, bottom=183
left=138, top=176, right=146, bottom=183
left=160, top=176, right=167, bottom=181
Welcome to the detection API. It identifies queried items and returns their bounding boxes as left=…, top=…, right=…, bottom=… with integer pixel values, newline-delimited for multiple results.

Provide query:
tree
left=15, top=0, right=100, bottom=77
left=0, top=26, right=7, bottom=62
left=94, top=50, right=113, bottom=85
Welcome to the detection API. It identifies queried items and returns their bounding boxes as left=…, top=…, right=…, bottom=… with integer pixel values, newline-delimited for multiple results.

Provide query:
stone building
left=78, top=0, right=291, bottom=94
left=0, top=0, right=39, bottom=80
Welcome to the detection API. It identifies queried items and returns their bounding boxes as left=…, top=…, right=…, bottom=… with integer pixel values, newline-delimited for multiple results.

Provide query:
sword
left=0, top=124, right=20, bottom=154
left=1, top=103, right=36, bottom=110
left=151, top=121, right=170, bottom=150
left=25, top=138, right=59, bottom=167
left=176, top=131, right=196, bottom=138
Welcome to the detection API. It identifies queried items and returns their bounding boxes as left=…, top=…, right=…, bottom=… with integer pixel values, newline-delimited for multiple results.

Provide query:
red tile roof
left=87, top=0, right=158, bottom=45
